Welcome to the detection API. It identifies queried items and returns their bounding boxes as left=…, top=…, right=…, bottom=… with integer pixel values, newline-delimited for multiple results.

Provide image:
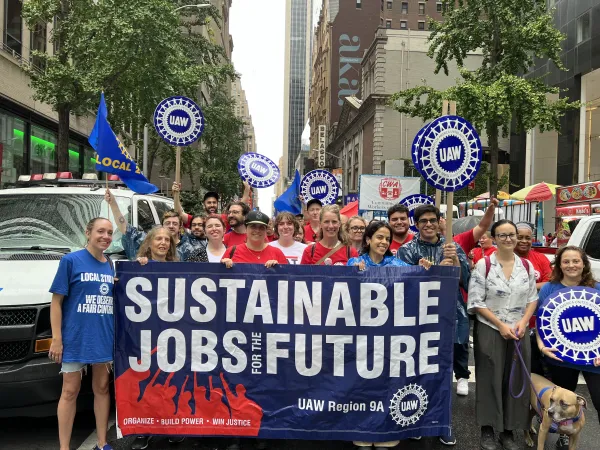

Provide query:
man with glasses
left=396, top=205, right=471, bottom=447
left=189, top=215, right=208, bottom=249
left=387, top=204, right=413, bottom=255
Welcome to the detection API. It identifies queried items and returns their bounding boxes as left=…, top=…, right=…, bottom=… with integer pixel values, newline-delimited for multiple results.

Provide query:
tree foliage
left=390, top=0, right=579, bottom=196
left=22, top=0, right=235, bottom=170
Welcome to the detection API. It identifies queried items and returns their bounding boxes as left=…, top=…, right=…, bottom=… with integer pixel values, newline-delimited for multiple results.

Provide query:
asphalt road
left=2, top=380, right=598, bottom=450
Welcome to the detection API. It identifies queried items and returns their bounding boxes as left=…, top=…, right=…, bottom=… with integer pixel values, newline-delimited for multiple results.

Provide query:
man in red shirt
left=442, top=197, right=499, bottom=255
left=303, top=199, right=322, bottom=243
left=387, top=204, right=413, bottom=255
left=471, top=232, right=496, bottom=263
left=223, top=202, right=250, bottom=247
left=221, top=211, right=288, bottom=266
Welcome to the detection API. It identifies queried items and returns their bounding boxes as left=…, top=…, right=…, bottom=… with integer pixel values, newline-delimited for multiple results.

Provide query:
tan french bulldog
left=524, top=373, right=587, bottom=449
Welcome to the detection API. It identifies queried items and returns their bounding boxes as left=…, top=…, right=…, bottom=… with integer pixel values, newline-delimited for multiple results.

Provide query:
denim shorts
left=60, top=361, right=113, bottom=375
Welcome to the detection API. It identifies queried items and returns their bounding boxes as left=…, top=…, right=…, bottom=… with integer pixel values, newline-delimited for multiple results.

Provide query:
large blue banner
left=114, top=263, right=458, bottom=441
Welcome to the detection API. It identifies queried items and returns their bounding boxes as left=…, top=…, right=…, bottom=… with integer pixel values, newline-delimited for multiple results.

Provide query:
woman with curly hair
left=136, top=227, right=179, bottom=263
left=535, top=245, right=600, bottom=450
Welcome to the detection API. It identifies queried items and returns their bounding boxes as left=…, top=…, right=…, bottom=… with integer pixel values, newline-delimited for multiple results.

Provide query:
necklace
left=246, top=245, right=265, bottom=259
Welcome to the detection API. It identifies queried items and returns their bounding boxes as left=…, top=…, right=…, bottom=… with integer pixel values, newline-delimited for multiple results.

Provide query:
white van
left=0, top=179, right=173, bottom=417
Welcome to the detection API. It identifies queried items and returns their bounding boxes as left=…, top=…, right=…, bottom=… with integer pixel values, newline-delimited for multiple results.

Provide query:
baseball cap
left=306, top=198, right=323, bottom=209
left=203, top=191, right=219, bottom=202
left=245, top=210, right=270, bottom=226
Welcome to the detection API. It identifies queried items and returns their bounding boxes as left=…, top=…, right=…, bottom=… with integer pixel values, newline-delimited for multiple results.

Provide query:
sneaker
left=93, top=445, right=113, bottom=450
left=131, top=436, right=152, bottom=450
left=439, top=428, right=457, bottom=446
left=456, top=378, right=469, bottom=396
left=556, top=434, right=569, bottom=450
left=168, top=436, right=185, bottom=444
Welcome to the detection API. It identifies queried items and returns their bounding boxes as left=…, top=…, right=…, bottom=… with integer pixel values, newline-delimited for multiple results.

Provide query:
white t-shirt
left=207, top=247, right=227, bottom=263
left=269, top=241, right=307, bottom=265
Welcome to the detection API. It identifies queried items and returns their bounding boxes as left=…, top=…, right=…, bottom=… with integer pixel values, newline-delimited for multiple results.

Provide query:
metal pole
left=143, top=124, right=148, bottom=175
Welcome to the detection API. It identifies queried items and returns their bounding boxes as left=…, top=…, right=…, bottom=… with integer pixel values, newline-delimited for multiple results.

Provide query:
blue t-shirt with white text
left=49, top=249, right=115, bottom=363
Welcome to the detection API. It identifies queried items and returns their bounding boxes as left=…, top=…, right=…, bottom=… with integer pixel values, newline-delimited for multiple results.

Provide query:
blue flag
left=89, top=93, right=158, bottom=194
left=274, top=169, right=302, bottom=215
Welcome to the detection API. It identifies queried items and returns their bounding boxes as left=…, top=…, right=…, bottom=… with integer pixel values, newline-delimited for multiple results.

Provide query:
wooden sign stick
left=445, top=101, right=457, bottom=241
left=174, top=146, right=182, bottom=205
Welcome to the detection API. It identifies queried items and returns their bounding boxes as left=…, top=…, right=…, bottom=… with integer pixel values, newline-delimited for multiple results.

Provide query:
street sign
left=317, top=125, right=327, bottom=168
left=300, top=169, right=340, bottom=205
left=414, top=115, right=482, bottom=192
left=153, top=96, right=205, bottom=146
left=237, top=152, right=280, bottom=188
left=537, top=286, right=600, bottom=366
left=400, top=194, right=436, bottom=233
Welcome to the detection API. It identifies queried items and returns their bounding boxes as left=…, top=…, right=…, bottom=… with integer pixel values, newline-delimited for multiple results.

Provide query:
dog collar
left=537, top=386, right=584, bottom=431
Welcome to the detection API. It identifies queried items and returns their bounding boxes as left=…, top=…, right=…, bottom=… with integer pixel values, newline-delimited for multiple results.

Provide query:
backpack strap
left=520, top=257, right=530, bottom=275
left=311, top=242, right=316, bottom=258
left=485, top=255, right=491, bottom=278
left=228, top=245, right=237, bottom=259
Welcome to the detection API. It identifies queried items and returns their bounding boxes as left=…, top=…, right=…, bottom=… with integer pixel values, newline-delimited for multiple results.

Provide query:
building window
left=356, top=0, right=361, bottom=8
left=386, top=20, right=392, bottom=29
left=401, top=2, right=408, bottom=14
left=83, top=146, right=96, bottom=175
left=4, top=0, right=23, bottom=55
left=418, top=21, right=426, bottom=30
left=387, top=0, right=393, bottom=9
left=30, top=22, right=47, bottom=71
left=437, top=2, right=442, bottom=12
left=577, top=11, right=591, bottom=44
left=0, top=111, right=26, bottom=188
left=419, top=2, right=425, bottom=15
left=30, top=125, right=57, bottom=174
left=68, top=142, right=82, bottom=178
left=400, top=20, right=407, bottom=29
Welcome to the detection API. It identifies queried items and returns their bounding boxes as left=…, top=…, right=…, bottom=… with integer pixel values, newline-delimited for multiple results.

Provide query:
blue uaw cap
left=246, top=210, right=270, bottom=226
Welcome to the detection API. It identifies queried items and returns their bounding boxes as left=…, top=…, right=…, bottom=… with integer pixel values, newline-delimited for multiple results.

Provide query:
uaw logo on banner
left=300, top=169, right=340, bottom=205
left=237, top=153, right=280, bottom=189
left=413, top=116, right=482, bottom=192
left=400, top=194, right=435, bottom=233
left=379, top=178, right=402, bottom=201
left=154, top=96, right=205, bottom=146
left=537, top=286, right=600, bottom=365
left=113, top=263, right=457, bottom=441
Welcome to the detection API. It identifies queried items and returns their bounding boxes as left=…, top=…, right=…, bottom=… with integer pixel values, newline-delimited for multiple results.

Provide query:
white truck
left=562, top=215, right=600, bottom=280
left=0, top=179, right=173, bottom=417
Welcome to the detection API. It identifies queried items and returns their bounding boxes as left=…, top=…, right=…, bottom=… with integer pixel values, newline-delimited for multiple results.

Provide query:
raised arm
left=172, top=182, right=188, bottom=224
left=240, top=181, right=251, bottom=205
left=472, top=198, right=499, bottom=242
left=105, top=189, right=127, bottom=234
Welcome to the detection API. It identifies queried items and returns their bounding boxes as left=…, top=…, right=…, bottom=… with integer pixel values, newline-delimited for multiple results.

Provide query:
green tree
left=22, top=0, right=234, bottom=170
left=390, top=0, right=579, bottom=196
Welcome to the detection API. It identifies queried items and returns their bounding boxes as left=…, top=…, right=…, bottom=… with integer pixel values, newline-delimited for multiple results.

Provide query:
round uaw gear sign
left=237, top=152, right=280, bottom=188
left=389, top=384, right=429, bottom=427
left=537, top=286, right=600, bottom=366
left=411, top=121, right=433, bottom=176
left=414, top=115, right=482, bottom=192
left=153, top=96, right=205, bottom=146
left=300, top=170, right=340, bottom=205
left=400, top=194, right=435, bottom=233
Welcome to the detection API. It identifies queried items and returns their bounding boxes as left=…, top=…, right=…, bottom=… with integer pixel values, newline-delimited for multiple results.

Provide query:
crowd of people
left=47, top=186, right=600, bottom=450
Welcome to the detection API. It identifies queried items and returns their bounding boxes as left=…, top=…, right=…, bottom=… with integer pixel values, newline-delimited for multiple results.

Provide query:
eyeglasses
left=496, top=233, right=517, bottom=241
left=417, top=218, right=438, bottom=225
left=350, top=226, right=366, bottom=232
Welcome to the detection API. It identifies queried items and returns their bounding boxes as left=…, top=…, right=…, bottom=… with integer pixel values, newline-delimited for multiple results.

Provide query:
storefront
left=0, top=107, right=96, bottom=189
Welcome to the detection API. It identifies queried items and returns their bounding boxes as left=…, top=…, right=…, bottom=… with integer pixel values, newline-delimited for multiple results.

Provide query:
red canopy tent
left=340, top=201, right=358, bottom=217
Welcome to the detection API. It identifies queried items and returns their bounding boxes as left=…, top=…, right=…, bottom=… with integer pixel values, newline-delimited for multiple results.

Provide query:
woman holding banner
left=347, top=221, right=410, bottom=269
left=535, top=246, right=600, bottom=450
left=48, top=218, right=115, bottom=450
left=300, top=205, right=358, bottom=265
left=467, top=220, right=538, bottom=450
left=189, top=215, right=227, bottom=263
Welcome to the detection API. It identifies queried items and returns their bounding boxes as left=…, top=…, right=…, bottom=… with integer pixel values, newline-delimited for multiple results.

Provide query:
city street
left=2, top=379, right=597, bottom=450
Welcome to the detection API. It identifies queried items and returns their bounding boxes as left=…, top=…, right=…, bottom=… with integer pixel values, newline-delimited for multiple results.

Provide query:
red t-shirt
left=453, top=230, right=476, bottom=254
left=223, top=229, right=247, bottom=247
left=266, top=235, right=276, bottom=242
left=472, top=246, right=497, bottom=264
left=525, top=249, right=552, bottom=328
left=301, top=242, right=358, bottom=265
left=304, top=224, right=320, bottom=243
left=389, top=233, right=414, bottom=256
left=225, top=244, right=288, bottom=264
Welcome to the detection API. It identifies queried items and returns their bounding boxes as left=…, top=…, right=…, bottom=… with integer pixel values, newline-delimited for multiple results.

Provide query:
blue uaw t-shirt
left=49, top=249, right=115, bottom=363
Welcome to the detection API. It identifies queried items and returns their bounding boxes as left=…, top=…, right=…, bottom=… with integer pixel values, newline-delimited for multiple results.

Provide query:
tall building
left=232, top=78, right=257, bottom=154
left=282, top=0, right=313, bottom=182
left=309, top=0, right=444, bottom=168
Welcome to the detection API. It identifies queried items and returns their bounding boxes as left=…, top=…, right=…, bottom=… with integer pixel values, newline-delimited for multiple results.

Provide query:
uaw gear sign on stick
left=414, top=115, right=482, bottom=192
left=301, top=169, right=340, bottom=205
left=114, top=263, right=458, bottom=441
left=537, top=286, right=600, bottom=366
left=400, top=194, right=435, bottom=233
left=237, top=153, right=280, bottom=189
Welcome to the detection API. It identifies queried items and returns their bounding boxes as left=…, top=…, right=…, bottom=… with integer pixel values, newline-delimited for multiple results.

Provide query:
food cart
left=555, top=181, right=600, bottom=246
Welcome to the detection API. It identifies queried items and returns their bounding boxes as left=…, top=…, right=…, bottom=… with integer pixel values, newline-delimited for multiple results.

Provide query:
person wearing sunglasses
left=345, top=216, right=368, bottom=253
left=395, top=205, right=470, bottom=447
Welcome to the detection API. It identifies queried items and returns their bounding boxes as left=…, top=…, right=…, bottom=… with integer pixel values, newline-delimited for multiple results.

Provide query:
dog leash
left=509, top=337, right=542, bottom=402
